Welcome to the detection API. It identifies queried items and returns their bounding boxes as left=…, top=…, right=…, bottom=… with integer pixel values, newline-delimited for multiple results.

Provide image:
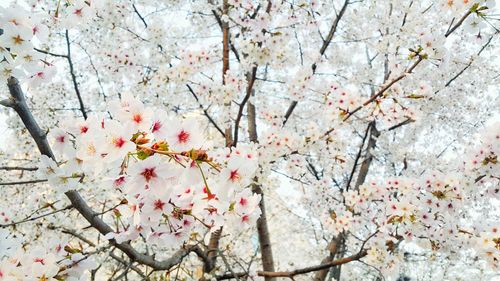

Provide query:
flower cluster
left=324, top=167, right=499, bottom=271
left=465, top=121, right=499, bottom=191
left=52, top=0, right=100, bottom=28
left=41, top=94, right=261, bottom=249
left=0, top=4, right=54, bottom=86
left=323, top=84, right=361, bottom=120
left=0, top=229, right=97, bottom=280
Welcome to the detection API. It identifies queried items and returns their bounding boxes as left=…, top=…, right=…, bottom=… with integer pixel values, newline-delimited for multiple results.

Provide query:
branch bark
left=217, top=250, right=367, bottom=279
left=232, top=66, right=257, bottom=146
left=247, top=85, right=276, bottom=280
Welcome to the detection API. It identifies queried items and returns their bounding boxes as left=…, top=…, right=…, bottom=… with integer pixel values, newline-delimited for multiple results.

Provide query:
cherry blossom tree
left=0, top=0, right=498, bottom=280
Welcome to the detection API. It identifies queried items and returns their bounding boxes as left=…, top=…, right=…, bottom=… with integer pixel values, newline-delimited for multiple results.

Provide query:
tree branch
left=65, top=30, right=88, bottom=119
left=186, top=84, right=226, bottom=138
left=343, top=55, right=423, bottom=121
left=345, top=122, right=373, bottom=192
left=283, top=0, right=349, bottom=126
left=0, top=166, right=38, bottom=171
left=1, top=77, right=198, bottom=271
left=0, top=205, right=73, bottom=228
left=445, top=9, right=473, bottom=37
left=247, top=85, right=276, bottom=280
left=0, top=179, right=47, bottom=185
left=132, top=4, right=148, bottom=28
left=217, top=250, right=367, bottom=279
left=232, top=66, right=257, bottom=146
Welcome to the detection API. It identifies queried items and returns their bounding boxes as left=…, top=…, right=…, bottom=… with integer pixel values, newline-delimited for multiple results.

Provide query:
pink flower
left=165, top=119, right=204, bottom=151
left=127, top=156, right=171, bottom=192
left=103, top=120, right=136, bottom=162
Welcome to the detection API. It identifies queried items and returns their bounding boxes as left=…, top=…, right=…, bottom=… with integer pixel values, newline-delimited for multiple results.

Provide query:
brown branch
left=316, top=123, right=378, bottom=281
left=445, top=9, right=473, bottom=37
left=247, top=103, right=258, bottom=142
left=345, top=122, right=373, bottom=192
left=353, top=123, right=379, bottom=190
left=319, top=124, right=380, bottom=280
left=247, top=86, right=276, bottom=279
left=313, top=234, right=344, bottom=281
left=205, top=228, right=223, bottom=273
left=343, top=55, right=423, bottom=121
left=211, top=10, right=241, bottom=62
left=217, top=250, right=367, bottom=279
left=252, top=184, right=276, bottom=280
left=232, top=66, right=257, bottom=146
left=222, top=4, right=230, bottom=84
left=205, top=0, right=232, bottom=274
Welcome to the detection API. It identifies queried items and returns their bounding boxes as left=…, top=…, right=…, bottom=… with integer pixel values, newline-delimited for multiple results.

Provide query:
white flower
left=0, top=23, right=33, bottom=54
left=164, top=118, right=204, bottom=151
left=103, top=120, right=136, bottom=163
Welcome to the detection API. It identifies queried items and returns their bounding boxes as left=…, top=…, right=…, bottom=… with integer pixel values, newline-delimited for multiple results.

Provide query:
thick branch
left=247, top=88, right=276, bottom=279
left=353, top=123, right=379, bottom=190
left=2, top=77, right=197, bottom=271
left=313, top=234, right=344, bottom=281
left=233, top=66, right=257, bottom=146
left=247, top=102, right=258, bottom=142
left=211, top=10, right=241, bottom=62
left=345, top=122, right=373, bottom=192
left=4, top=77, right=55, bottom=159
left=206, top=1, right=232, bottom=271
left=252, top=184, right=276, bottom=280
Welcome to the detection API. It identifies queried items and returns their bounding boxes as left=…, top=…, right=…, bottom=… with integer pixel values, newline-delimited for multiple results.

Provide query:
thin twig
left=0, top=179, right=48, bottom=185
left=65, top=30, right=87, bottom=119
left=186, top=84, right=226, bottom=137
left=0, top=205, right=72, bottom=228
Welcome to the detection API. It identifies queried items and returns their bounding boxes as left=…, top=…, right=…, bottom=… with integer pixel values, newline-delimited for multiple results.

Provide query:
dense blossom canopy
left=0, top=0, right=498, bottom=280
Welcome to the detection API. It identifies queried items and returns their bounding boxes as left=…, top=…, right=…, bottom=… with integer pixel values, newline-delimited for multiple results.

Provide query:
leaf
left=137, top=150, right=150, bottom=160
